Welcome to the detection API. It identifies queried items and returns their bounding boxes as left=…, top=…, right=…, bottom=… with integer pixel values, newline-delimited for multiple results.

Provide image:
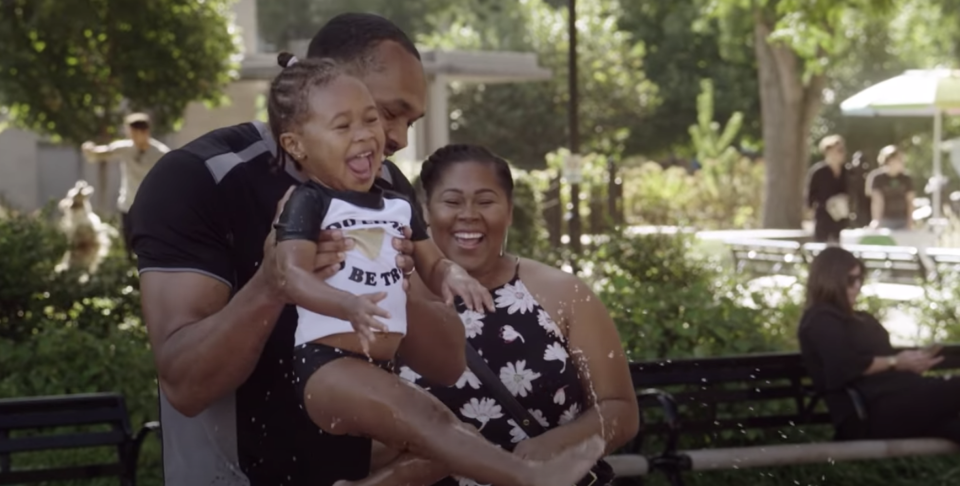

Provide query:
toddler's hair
left=268, top=52, right=348, bottom=169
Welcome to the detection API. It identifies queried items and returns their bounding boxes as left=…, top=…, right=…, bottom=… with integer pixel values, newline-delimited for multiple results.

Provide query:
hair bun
left=277, top=52, right=298, bottom=68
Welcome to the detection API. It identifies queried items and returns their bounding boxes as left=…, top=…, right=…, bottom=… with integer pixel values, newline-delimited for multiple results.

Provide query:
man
left=82, top=112, right=169, bottom=256
left=805, top=134, right=850, bottom=243
left=129, top=14, right=466, bottom=486
left=865, top=145, right=915, bottom=230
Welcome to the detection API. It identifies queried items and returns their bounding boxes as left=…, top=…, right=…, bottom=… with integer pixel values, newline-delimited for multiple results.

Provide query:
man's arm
left=141, top=270, right=284, bottom=417
left=871, top=189, right=885, bottom=225
left=81, top=140, right=127, bottom=163
left=132, top=154, right=353, bottom=417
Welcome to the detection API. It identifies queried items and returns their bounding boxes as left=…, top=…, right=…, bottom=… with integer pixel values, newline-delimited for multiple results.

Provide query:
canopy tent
left=839, top=69, right=960, bottom=220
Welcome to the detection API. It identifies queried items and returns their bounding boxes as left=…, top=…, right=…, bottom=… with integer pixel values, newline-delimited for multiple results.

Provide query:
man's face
left=825, top=142, right=846, bottom=166
left=126, top=126, right=150, bottom=147
left=357, top=41, right=427, bottom=157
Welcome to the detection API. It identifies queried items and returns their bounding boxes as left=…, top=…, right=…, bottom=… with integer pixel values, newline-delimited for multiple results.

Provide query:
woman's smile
left=453, top=231, right=485, bottom=250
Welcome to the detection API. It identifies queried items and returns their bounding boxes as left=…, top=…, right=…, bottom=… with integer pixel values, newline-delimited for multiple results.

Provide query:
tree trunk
left=754, top=10, right=825, bottom=229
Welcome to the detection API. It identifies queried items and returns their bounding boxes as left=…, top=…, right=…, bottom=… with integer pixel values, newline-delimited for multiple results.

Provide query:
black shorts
left=292, top=342, right=396, bottom=408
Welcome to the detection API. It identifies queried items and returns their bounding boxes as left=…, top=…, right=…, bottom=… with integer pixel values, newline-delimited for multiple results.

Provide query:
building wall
left=0, top=128, right=39, bottom=210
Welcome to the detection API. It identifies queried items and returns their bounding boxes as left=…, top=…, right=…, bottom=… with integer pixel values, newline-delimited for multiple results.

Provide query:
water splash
left=570, top=348, right=606, bottom=443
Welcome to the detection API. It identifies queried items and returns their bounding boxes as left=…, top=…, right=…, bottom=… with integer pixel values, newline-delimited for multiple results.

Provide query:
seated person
left=269, top=53, right=605, bottom=486
left=798, top=247, right=960, bottom=443
left=865, top=145, right=914, bottom=230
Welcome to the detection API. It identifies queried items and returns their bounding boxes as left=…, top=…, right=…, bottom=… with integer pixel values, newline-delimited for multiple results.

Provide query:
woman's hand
left=894, top=350, right=943, bottom=374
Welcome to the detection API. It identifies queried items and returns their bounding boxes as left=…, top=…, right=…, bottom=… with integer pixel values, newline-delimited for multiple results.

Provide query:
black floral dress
left=399, top=262, right=588, bottom=486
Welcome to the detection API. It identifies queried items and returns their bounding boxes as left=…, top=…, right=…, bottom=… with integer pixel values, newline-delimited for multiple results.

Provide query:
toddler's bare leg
left=305, top=358, right=604, bottom=486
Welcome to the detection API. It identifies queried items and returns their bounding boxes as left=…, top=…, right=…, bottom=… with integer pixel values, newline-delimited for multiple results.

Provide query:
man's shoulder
left=808, top=161, right=829, bottom=175
left=148, top=137, right=171, bottom=154
left=160, top=122, right=275, bottom=185
left=178, top=122, right=270, bottom=161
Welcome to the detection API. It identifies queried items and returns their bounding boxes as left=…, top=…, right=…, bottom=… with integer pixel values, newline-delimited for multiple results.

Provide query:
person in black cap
left=82, top=112, right=169, bottom=257
left=805, top=134, right=851, bottom=243
left=129, top=14, right=467, bottom=486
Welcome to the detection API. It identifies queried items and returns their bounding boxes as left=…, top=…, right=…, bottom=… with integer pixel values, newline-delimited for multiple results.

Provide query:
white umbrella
left=840, top=69, right=960, bottom=220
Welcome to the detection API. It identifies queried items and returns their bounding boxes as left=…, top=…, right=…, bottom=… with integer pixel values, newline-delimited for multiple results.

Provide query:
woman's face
left=425, top=161, right=513, bottom=274
left=847, top=265, right=863, bottom=306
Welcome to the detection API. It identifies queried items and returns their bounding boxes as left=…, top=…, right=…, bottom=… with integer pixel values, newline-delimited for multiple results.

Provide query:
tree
left=0, top=0, right=240, bottom=144
left=700, top=0, right=899, bottom=228
left=256, top=0, right=473, bottom=52
left=420, top=0, right=657, bottom=169
left=617, top=1, right=761, bottom=159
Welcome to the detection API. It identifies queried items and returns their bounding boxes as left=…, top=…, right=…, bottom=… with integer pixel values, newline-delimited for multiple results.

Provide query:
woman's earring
left=500, top=233, right=509, bottom=257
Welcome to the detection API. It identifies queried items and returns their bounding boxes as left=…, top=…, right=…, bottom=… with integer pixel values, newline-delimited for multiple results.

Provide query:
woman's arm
left=515, top=261, right=640, bottom=458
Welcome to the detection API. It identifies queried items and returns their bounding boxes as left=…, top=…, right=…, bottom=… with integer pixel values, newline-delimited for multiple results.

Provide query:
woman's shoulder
left=798, top=303, right=851, bottom=333
left=517, top=257, right=582, bottom=294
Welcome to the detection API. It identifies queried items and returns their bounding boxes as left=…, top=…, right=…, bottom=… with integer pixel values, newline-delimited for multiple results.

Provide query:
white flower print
left=529, top=409, right=550, bottom=428
left=455, top=476, right=489, bottom=486
left=456, top=369, right=482, bottom=390
left=499, top=360, right=541, bottom=397
left=507, top=419, right=529, bottom=443
left=554, top=386, right=567, bottom=406
left=500, top=325, right=525, bottom=343
left=544, top=342, right=569, bottom=372
left=494, top=281, right=537, bottom=315
left=399, top=366, right=421, bottom=383
left=559, top=403, right=581, bottom=425
left=459, top=309, right=486, bottom=338
left=537, top=309, right=563, bottom=339
left=460, top=397, right=504, bottom=430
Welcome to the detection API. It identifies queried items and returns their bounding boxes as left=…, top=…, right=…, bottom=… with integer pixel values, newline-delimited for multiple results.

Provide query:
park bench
left=803, top=242, right=929, bottom=285
left=924, top=246, right=960, bottom=282
left=726, top=238, right=806, bottom=277
left=607, top=347, right=960, bottom=485
left=0, top=392, right=158, bottom=485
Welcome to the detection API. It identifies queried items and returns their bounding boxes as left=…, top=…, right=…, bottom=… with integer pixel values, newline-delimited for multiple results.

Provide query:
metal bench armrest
left=638, top=388, right=681, bottom=455
left=124, top=421, right=160, bottom=483
left=845, top=388, right=868, bottom=422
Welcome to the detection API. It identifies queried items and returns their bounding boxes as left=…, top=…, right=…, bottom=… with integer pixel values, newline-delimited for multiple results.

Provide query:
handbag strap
left=465, top=343, right=547, bottom=437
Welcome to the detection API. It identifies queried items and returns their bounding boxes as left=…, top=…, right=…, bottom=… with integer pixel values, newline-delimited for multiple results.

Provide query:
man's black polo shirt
left=130, top=121, right=417, bottom=486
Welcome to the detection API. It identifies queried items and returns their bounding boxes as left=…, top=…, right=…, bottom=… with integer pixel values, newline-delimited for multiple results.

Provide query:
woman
left=798, top=247, right=960, bottom=443
left=339, top=144, right=639, bottom=486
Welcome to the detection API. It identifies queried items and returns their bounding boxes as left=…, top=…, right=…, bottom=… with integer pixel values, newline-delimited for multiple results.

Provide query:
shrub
left=0, top=209, right=160, bottom=486
left=585, top=230, right=797, bottom=360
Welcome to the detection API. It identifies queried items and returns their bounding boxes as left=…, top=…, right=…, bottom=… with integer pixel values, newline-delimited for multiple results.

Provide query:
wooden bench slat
left=0, top=431, right=127, bottom=454
left=0, top=463, right=124, bottom=485
left=0, top=408, right=127, bottom=430
left=0, top=394, right=122, bottom=416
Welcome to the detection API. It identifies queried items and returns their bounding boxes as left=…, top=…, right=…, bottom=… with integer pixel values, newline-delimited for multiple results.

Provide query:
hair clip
left=286, top=55, right=299, bottom=68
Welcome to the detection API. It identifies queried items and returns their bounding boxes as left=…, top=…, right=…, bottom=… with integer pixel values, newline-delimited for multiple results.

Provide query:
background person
left=865, top=145, right=915, bottom=230
left=82, top=112, right=169, bottom=256
left=805, top=134, right=850, bottom=243
left=798, top=247, right=960, bottom=444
